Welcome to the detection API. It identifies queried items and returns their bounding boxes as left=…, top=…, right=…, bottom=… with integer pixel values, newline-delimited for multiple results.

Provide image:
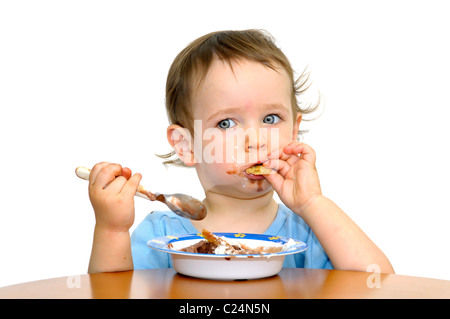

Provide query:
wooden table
left=1, top=268, right=449, bottom=299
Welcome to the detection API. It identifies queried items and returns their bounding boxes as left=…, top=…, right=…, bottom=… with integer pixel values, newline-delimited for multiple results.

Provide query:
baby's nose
left=245, top=131, right=266, bottom=152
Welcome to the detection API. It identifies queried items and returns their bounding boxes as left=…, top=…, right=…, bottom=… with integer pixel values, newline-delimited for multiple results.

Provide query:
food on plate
left=245, top=164, right=272, bottom=175
left=178, top=229, right=286, bottom=255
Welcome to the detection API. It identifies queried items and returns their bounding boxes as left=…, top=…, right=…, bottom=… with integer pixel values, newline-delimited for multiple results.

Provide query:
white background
left=1, top=0, right=449, bottom=288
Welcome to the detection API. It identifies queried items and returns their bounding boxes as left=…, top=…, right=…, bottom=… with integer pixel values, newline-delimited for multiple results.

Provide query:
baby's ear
left=167, top=125, right=196, bottom=166
left=293, top=113, right=302, bottom=141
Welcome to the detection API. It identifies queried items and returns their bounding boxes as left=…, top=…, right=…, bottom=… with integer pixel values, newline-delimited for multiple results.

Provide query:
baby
left=86, top=30, right=394, bottom=274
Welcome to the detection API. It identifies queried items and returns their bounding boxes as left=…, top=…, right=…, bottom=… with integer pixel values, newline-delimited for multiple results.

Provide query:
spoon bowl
left=162, top=193, right=207, bottom=221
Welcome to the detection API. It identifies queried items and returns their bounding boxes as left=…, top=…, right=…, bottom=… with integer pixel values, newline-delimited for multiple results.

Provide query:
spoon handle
left=75, top=166, right=159, bottom=201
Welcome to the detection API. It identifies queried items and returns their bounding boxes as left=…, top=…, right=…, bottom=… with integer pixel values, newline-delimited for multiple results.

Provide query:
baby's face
left=190, top=58, right=300, bottom=198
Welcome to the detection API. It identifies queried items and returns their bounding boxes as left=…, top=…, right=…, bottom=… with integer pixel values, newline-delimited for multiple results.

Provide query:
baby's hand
left=88, top=162, right=142, bottom=232
left=263, top=142, right=322, bottom=217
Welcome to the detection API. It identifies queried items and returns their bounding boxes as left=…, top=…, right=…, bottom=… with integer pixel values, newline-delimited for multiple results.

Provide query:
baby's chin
left=237, top=175, right=270, bottom=192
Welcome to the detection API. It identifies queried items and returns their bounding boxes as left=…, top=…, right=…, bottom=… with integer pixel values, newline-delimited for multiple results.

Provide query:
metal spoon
left=75, top=167, right=207, bottom=220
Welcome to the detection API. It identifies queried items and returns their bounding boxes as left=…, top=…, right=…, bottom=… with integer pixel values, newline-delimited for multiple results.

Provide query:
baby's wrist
left=94, top=223, right=131, bottom=235
left=292, top=194, right=325, bottom=218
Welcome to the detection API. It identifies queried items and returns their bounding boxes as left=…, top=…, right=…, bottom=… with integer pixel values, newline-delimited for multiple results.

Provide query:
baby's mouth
left=245, top=164, right=271, bottom=175
left=244, top=172, right=265, bottom=180
left=242, top=163, right=271, bottom=180
left=226, top=162, right=270, bottom=190
left=226, top=161, right=271, bottom=179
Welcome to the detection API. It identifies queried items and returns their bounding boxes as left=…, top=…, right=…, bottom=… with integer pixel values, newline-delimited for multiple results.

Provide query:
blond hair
left=159, top=29, right=319, bottom=166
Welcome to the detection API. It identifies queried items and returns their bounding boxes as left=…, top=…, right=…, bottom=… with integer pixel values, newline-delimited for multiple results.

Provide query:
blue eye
left=217, top=119, right=237, bottom=129
left=263, top=114, right=281, bottom=124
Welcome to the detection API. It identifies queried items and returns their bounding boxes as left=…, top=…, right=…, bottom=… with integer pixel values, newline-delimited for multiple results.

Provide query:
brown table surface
left=1, top=268, right=449, bottom=299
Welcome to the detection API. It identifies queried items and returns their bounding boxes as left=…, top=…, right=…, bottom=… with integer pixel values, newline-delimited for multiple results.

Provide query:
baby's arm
left=87, top=162, right=142, bottom=273
left=264, top=142, right=394, bottom=273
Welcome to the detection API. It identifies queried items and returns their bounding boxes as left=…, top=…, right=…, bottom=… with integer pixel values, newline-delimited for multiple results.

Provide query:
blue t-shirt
left=131, top=203, right=333, bottom=270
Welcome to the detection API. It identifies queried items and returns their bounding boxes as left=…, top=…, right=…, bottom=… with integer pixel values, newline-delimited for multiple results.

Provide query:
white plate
left=147, top=232, right=307, bottom=280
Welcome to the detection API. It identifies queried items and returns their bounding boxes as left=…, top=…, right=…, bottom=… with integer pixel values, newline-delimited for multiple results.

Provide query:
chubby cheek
left=265, top=127, right=296, bottom=157
left=197, top=160, right=230, bottom=177
left=197, top=162, right=239, bottom=192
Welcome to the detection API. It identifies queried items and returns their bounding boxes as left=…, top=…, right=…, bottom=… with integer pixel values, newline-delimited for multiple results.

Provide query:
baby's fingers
left=121, top=167, right=132, bottom=180
left=263, top=170, right=286, bottom=196
left=283, top=142, right=316, bottom=165
left=89, top=162, right=110, bottom=185
left=264, top=158, right=292, bottom=177
left=121, top=173, right=142, bottom=199
left=91, top=163, right=124, bottom=188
